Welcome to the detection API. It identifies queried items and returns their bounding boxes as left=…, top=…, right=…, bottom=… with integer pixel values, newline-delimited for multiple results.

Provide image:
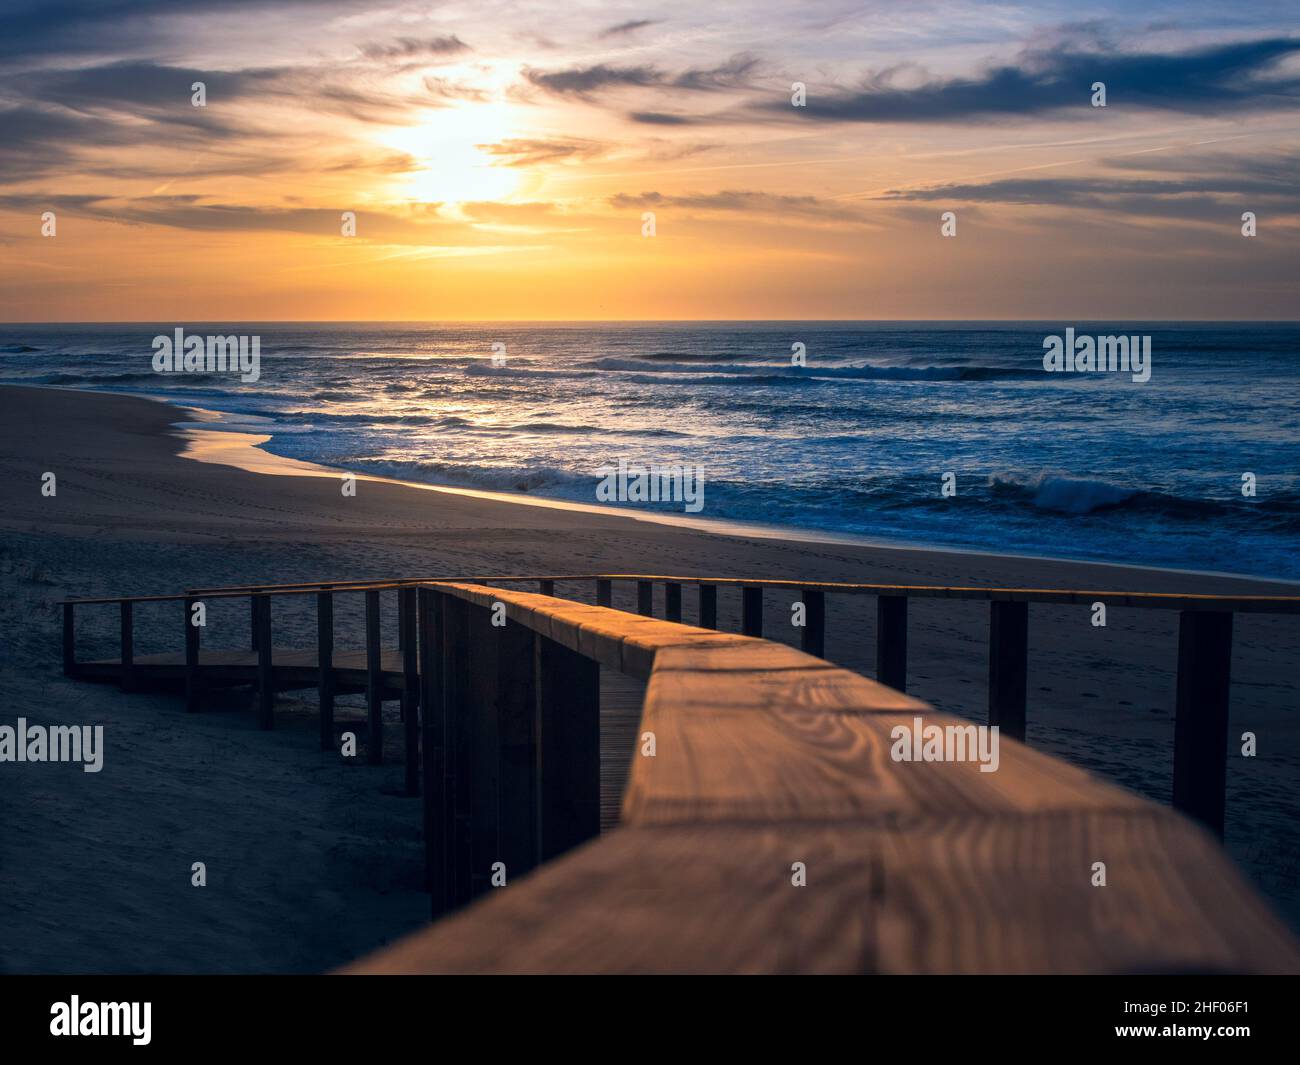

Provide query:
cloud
left=423, top=75, right=491, bottom=103
left=11, top=62, right=273, bottom=133
left=609, top=189, right=872, bottom=223
left=0, top=192, right=515, bottom=244
left=523, top=53, right=760, bottom=98
left=523, top=63, right=662, bottom=96
left=769, top=38, right=1300, bottom=123
left=359, top=35, right=470, bottom=61
left=876, top=152, right=1300, bottom=223
left=598, top=19, right=658, bottom=39
left=0, top=58, right=436, bottom=186
left=672, top=53, right=759, bottom=92
left=629, top=111, right=695, bottom=125
left=0, top=0, right=362, bottom=61
left=477, top=138, right=608, bottom=166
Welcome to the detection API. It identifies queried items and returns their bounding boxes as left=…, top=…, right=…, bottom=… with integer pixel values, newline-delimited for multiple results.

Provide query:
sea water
left=2, top=321, right=1296, bottom=580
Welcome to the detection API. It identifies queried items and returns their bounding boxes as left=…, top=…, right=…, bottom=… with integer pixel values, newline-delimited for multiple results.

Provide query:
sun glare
left=383, top=105, right=521, bottom=204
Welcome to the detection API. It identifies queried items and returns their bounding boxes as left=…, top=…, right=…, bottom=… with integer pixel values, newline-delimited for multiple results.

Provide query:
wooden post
left=250, top=595, right=258, bottom=652
left=596, top=578, right=612, bottom=608
left=441, top=595, right=474, bottom=909
left=988, top=600, right=1028, bottom=741
left=699, top=584, right=718, bottom=630
left=801, top=589, right=825, bottom=659
left=419, top=590, right=449, bottom=913
left=317, top=590, right=334, bottom=750
left=366, top=588, right=382, bottom=765
left=1173, top=610, right=1233, bottom=838
left=876, top=595, right=907, bottom=693
left=637, top=580, right=653, bottom=617
left=62, top=602, right=75, bottom=676
left=536, top=633, right=600, bottom=862
left=538, top=579, right=555, bottom=597
left=497, top=617, right=539, bottom=879
left=119, top=600, right=134, bottom=691
left=741, top=586, right=763, bottom=637
left=665, top=582, right=683, bottom=623
left=465, top=602, right=501, bottom=898
left=401, top=587, right=420, bottom=796
left=184, top=597, right=201, bottom=713
left=255, top=594, right=273, bottom=729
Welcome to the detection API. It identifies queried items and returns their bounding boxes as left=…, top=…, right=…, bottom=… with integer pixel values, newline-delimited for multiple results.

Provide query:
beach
left=2, top=382, right=1298, bottom=972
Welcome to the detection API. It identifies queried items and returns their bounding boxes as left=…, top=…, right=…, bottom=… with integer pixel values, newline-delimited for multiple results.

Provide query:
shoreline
left=3, top=380, right=1299, bottom=970
left=153, top=387, right=1300, bottom=590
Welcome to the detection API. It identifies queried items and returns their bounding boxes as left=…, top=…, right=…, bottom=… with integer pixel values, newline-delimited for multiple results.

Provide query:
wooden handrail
left=61, top=573, right=1300, bottom=613
left=59, top=571, right=1295, bottom=838
left=344, top=581, right=1300, bottom=974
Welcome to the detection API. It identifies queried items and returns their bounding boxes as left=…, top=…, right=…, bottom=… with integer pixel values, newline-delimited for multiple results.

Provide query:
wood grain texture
left=343, top=812, right=1300, bottom=974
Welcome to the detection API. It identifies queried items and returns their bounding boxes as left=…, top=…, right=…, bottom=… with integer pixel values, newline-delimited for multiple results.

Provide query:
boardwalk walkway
left=72, top=645, right=645, bottom=831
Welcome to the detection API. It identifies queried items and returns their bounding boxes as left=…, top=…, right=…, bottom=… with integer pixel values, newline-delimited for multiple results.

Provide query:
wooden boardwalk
left=60, top=575, right=1300, bottom=972
left=74, top=646, right=645, bottom=831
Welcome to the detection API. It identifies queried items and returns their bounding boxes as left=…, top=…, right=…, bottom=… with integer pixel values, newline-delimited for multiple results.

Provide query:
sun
left=382, top=104, right=521, bottom=204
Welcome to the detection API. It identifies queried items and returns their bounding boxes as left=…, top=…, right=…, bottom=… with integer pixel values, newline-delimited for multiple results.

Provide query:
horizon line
left=3, top=318, right=1300, bottom=326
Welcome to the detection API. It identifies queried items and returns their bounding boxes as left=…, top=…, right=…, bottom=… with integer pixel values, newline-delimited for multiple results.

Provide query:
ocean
left=2, top=321, right=1297, bottom=581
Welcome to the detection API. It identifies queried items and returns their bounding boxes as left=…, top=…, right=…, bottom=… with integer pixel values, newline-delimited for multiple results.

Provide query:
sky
left=1, top=0, right=1298, bottom=320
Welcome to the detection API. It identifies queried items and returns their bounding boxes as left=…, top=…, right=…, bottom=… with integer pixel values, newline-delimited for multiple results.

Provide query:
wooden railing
left=57, top=574, right=1300, bottom=972
left=351, top=581, right=1299, bottom=973
left=61, top=573, right=1300, bottom=840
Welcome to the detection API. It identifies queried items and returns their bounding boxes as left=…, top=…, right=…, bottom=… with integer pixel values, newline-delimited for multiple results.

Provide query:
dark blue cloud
left=0, top=1, right=366, bottom=61
left=774, top=38, right=1300, bottom=122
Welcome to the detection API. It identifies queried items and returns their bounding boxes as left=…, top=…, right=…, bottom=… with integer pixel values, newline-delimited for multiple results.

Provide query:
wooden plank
left=365, top=589, right=382, bottom=765
left=400, top=588, right=420, bottom=794
left=665, top=582, right=682, bottom=623
left=625, top=647, right=1137, bottom=826
left=418, top=589, right=448, bottom=913
left=343, top=811, right=1300, bottom=974
left=800, top=589, right=824, bottom=659
left=119, top=599, right=134, bottom=692
left=568, top=577, right=1300, bottom=615
left=741, top=586, right=763, bottom=637
left=876, top=595, right=907, bottom=692
left=317, top=591, right=334, bottom=750
left=1173, top=610, right=1233, bottom=838
left=443, top=595, right=474, bottom=909
left=698, top=584, right=717, bottom=630
left=497, top=618, right=539, bottom=878
left=66, top=576, right=1300, bottom=615
left=254, top=594, right=272, bottom=728
left=536, top=632, right=600, bottom=862
left=988, top=600, right=1029, bottom=742
left=599, top=667, right=645, bottom=832
left=62, top=602, right=76, bottom=676
left=465, top=601, right=501, bottom=898
left=184, top=597, right=201, bottom=713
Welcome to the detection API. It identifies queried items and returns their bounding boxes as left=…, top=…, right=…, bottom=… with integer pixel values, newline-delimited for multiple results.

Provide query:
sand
left=1, top=383, right=1297, bottom=972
